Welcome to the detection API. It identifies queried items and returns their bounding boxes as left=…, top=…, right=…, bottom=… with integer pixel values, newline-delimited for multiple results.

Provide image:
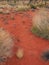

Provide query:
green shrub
left=30, top=5, right=37, bottom=9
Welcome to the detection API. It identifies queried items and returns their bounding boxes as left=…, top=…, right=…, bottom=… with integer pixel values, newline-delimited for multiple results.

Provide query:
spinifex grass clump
left=0, top=28, right=14, bottom=62
left=32, top=8, right=49, bottom=40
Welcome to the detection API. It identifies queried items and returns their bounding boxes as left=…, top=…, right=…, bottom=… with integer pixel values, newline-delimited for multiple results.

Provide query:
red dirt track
left=0, top=10, right=49, bottom=65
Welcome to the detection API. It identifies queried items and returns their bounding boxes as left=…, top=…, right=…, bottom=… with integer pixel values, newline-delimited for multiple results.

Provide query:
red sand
left=0, top=10, right=49, bottom=65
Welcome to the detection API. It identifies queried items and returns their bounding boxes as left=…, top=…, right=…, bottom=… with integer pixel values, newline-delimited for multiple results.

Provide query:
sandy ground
left=0, top=10, right=49, bottom=65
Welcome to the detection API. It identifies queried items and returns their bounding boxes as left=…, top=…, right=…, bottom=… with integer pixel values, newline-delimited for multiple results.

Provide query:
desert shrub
left=30, top=4, right=37, bottom=9
left=0, top=28, right=14, bottom=62
left=37, top=4, right=45, bottom=7
left=16, top=5, right=30, bottom=11
left=17, top=8, right=29, bottom=11
left=32, top=8, right=49, bottom=40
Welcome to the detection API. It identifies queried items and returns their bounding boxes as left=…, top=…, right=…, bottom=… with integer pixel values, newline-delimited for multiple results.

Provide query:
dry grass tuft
left=0, top=28, right=14, bottom=62
left=32, top=8, right=49, bottom=40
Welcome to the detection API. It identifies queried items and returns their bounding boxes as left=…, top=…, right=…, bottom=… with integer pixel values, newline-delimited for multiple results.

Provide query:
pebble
left=16, top=48, right=24, bottom=59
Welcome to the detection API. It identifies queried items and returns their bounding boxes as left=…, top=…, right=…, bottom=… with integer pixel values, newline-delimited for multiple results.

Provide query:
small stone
left=42, top=50, right=49, bottom=61
left=0, top=57, right=7, bottom=62
left=16, top=48, right=24, bottom=59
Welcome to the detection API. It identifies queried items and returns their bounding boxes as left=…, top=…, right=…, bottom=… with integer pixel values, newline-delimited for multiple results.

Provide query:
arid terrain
left=0, top=0, right=49, bottom=65
left=0, top=9, right=49, bottom=65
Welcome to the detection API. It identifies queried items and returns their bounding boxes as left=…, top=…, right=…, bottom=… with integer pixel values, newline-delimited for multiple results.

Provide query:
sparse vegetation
left=0, top=0, right=48, bottom=12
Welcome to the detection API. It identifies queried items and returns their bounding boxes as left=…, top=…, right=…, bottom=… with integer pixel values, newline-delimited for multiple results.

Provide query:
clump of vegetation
left=0, top=28, right=14, bottom=62
left=37, top=4, right=45, bottom=8
left=30, top=4, right=37, bottom=9
left=32, top=8, right=49, bottom=40
left=16, top=5, right=30, bottom=11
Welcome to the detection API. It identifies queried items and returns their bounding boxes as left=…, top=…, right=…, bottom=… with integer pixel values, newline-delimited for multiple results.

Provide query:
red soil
left=0, top=10, right=49, bottom=65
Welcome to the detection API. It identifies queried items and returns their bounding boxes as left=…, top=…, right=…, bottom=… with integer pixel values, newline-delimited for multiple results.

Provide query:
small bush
left=37, top=4, right=45, bottom=7
left=16, top=5, right=30, bottom=11
left=0, top=28, right=14, bottom=62
left=32, top=8, right=49, bottom=40
left=30, top=5, right=37, bottom=9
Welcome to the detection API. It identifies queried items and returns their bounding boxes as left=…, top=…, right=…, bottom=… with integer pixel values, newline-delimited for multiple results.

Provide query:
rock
left=16, top=48, right=24, bottom=59
left=42, top=50, right=49, bottom=61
